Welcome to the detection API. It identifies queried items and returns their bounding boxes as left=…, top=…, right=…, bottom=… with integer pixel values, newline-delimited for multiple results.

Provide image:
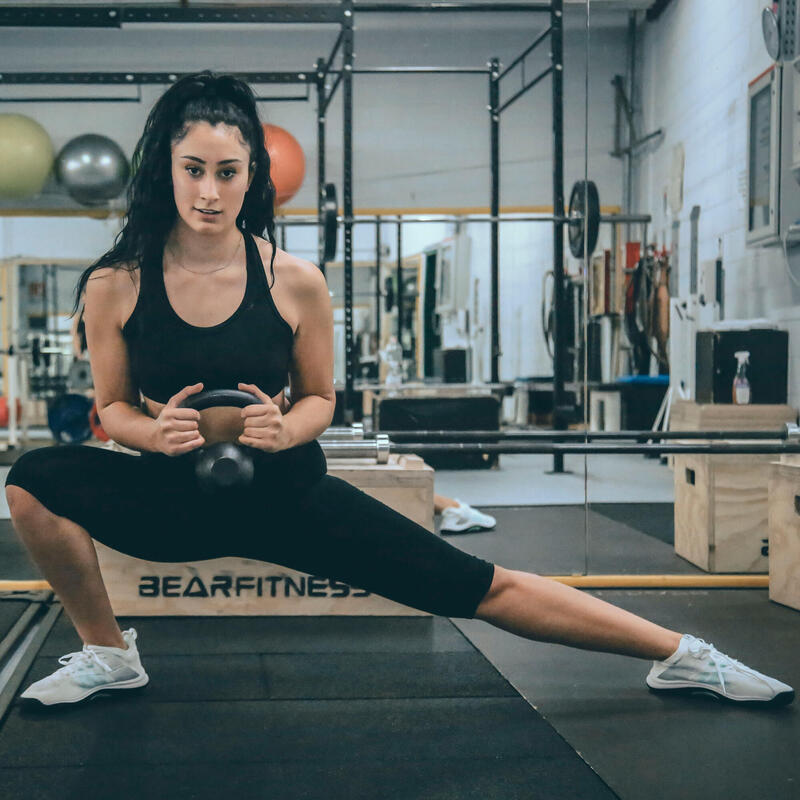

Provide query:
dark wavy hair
left=72, top=70, right=277, bottom=318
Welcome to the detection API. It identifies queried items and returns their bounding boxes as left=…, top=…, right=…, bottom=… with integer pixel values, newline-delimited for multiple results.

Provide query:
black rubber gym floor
left=1, top=503, right=799, bottom=799
left=0, top=608, right=617, bottom=799
left=443, top=505, right=800, bottom=800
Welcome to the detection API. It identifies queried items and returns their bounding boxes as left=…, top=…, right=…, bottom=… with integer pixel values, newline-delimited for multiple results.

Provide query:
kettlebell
left=179, top=389, right=260, bottom=492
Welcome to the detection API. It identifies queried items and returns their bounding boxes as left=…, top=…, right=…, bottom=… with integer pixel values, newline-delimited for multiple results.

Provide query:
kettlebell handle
left=178, top=389, right=260, bottom=493
left=179, top=389, right=260, bottom=412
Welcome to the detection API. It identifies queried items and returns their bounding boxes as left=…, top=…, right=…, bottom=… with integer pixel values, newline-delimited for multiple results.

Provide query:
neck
left=165, top=220, right=243, bottom=269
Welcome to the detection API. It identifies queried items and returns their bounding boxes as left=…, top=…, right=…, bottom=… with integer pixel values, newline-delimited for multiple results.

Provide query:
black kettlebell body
left=179, top=389, right=260, bottom=493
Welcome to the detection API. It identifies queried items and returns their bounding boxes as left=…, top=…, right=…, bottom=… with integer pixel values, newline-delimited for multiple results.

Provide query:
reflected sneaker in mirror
left=440, top=500, right=497, bottom=534
left=20, top=628, right=149, bottom=706
left=646, top=634, right=794, bottom=706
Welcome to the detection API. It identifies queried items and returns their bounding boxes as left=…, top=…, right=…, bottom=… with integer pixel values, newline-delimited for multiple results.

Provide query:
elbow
left=96, top=401, right=117, bottom=435
left=325, top=395, right=336, bottom=428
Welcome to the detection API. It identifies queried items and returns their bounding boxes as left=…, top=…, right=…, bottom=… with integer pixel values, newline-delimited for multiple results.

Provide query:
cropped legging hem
left=5, top=444, right=496, bottom=619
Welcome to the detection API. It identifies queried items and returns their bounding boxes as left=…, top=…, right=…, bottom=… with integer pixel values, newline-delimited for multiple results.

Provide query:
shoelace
left=686, top=638, right=762, bottom=689
left=56, top=648, right=115, bottom=678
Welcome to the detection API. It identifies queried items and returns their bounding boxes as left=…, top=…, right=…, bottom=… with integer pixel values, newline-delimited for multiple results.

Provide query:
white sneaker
left=20, top=628, right=149, bottom=706
left=440, top=500, right=497, bottom=534
left=646, top=634, right=794, bottom=706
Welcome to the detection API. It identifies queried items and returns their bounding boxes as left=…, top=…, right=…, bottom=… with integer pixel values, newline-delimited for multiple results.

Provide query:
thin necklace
left=168, top=234, right=242, bottom=276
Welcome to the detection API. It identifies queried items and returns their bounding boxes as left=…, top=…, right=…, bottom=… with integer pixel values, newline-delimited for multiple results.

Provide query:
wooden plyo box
left=667, top=402, right=797, bottom=471
left=93, top=454, right=434, bottom=616
left=674, top=448, right=773, bottom=573
left=768, top=462, right=800, bottom=612
left=670, top=400, right=797, bottom=431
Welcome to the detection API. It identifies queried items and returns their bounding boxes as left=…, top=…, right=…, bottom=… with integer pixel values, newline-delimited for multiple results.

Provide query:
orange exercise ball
left=261, top=123, right=305, bottom=207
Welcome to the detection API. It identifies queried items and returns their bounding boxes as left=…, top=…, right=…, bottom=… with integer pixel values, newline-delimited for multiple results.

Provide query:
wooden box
left=94, top=454, right=434, bottom=617
left=667, top=400, right=797, bottom=470
left=768, top=462, right=800, bottom=611
left=674, top=449, right=773, bottom=573
left=670, top=400, right=796, bottom=432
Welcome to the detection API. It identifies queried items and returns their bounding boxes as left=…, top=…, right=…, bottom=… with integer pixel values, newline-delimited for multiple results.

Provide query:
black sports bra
left=122, top=232, right=293, bottom=404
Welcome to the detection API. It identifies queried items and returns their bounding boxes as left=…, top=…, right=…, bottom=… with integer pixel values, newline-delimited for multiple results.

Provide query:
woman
left=5, top=72, right=792, bottom=708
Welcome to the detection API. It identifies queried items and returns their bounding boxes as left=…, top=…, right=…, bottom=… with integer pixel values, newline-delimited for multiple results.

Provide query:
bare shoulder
left=255, top=235, right=322, bottom=283
left=84, top=262, right=140, bottom=328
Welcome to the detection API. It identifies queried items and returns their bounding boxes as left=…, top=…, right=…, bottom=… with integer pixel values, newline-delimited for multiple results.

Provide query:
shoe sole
left=20, top=673, right=150, bottom=707
left=440, top=524, right=496, bottom=534
left=646, top=683, right=794, bottom=706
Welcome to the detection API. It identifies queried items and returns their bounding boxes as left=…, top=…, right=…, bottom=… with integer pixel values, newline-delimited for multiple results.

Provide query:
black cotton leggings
left=5, top=445, right=496, bottom=619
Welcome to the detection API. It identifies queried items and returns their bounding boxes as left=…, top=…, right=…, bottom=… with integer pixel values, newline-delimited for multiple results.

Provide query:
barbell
left=318, top=179, right=614, bottom=263
left=1, top=337, right=71, bottom=369
left=320, top=438, right=800, bottom=459
left=371, top=428, right=799, bottom=442
left=318, top=423, right=800, bottom=459
left=318, top=423, right=364, bottom=441
left=321, top=435, right=391, bottom=463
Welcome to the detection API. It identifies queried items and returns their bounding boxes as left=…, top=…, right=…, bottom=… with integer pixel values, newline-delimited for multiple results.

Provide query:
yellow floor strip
left=549, top=575, right=770, bottom=589
left=0, top=575, right=770, bottom=594
left=0, top=581, right=51, bottom=592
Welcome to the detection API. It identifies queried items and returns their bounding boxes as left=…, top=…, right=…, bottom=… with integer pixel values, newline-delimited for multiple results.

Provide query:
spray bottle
left=732, top=351, right=751, bottom=405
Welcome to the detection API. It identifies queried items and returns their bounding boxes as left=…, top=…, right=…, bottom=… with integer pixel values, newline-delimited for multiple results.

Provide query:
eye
left=185, top=166, right=236, bottom=179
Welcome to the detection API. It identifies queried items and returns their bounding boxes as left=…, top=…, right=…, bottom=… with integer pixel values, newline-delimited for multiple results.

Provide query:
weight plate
left=47, top=393, right=93, bottom=444
left=66, top=359, right=93, bottom=392
left=321, top=182, right=338, bottom=263
left=567, top=180, right=600, bottom=259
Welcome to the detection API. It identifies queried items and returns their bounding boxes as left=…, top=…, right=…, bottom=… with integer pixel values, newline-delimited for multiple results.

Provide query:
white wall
left=633, top=0, right=800, bottom=405
left=0, top=7, right=628, bottom=383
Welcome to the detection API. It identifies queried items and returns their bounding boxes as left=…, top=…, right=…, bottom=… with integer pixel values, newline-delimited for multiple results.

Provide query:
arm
left=84, top=267, right=160, bottom=453
left=281, top=260, right=336, bottom=447
left=70, top=307, right=87, bottom=360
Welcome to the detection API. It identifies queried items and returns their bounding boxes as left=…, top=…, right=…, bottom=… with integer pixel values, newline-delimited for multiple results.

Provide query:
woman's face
left=170, top=121, right=254, bottom=234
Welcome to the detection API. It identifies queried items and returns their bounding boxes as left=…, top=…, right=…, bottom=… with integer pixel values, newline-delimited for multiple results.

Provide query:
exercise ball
left=0, top=114, right=54, bottom=200
left=262, top=123, right=305, bottom=206
left=55, top=133, right=130, bottom=206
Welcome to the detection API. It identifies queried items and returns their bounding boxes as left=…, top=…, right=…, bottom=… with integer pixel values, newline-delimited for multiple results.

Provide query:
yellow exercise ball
left=0, top=114, right=55, bottom=200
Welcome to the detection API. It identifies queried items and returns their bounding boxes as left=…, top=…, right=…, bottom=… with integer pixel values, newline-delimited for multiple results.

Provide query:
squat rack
left=1, top=1, right=571, bottom=464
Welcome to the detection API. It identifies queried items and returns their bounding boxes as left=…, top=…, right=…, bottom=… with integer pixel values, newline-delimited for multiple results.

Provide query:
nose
left=199, top=175, right=220, bottom=202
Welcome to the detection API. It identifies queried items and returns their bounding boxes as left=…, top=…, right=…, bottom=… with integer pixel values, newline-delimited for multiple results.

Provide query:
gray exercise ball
left=55, top=133, right=130, bottom=206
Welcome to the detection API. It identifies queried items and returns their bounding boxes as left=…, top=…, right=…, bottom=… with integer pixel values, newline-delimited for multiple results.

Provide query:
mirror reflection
left=583, top=2, right=798, bottom=586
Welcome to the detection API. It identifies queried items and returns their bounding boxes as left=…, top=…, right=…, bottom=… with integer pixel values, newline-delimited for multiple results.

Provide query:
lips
left=196, top=208, right=221, bottom=215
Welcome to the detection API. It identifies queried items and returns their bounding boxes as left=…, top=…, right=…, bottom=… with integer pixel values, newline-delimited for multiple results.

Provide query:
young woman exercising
left=5, top=72, right=792, bottom=707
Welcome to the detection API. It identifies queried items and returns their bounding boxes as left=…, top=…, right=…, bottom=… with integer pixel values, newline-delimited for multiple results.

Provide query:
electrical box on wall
left=792, top=57, right=800, bottom=181
left=433, top=233, right=471, bottom=314
left=746, top=64, right=800, bottom=246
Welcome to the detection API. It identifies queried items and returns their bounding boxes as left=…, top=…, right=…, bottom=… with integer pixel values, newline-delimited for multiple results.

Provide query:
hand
left=153, top=382, right=205, bottom=456
left=237, top=382, right=291, bottom=453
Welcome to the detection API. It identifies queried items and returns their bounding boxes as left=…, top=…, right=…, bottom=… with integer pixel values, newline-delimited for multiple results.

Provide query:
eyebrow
left=180, top=156, right=243, bottom=165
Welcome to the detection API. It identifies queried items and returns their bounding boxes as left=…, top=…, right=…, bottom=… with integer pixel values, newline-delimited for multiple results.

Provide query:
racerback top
left=122, top=231, right=292, bottom=404
left=121, top=231, right=327, bottom=486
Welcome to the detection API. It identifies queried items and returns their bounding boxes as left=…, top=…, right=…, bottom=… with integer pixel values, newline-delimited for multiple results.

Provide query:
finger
left=168, top=408, right=202, bottom=422
left=169, top=430, right=203, bottom=444
left=241, top=405, right=275, bottom=419
left=242, top=426, right=270, bottom=438
left=167, top=382, right=204, bottom=408
left=172, top=435, right=205, bottom=454
left=238, top=434, right=264, bottom=449
left=166, top=419, right=201, bottom=433
left=238, top=382, right=272, bottom=404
